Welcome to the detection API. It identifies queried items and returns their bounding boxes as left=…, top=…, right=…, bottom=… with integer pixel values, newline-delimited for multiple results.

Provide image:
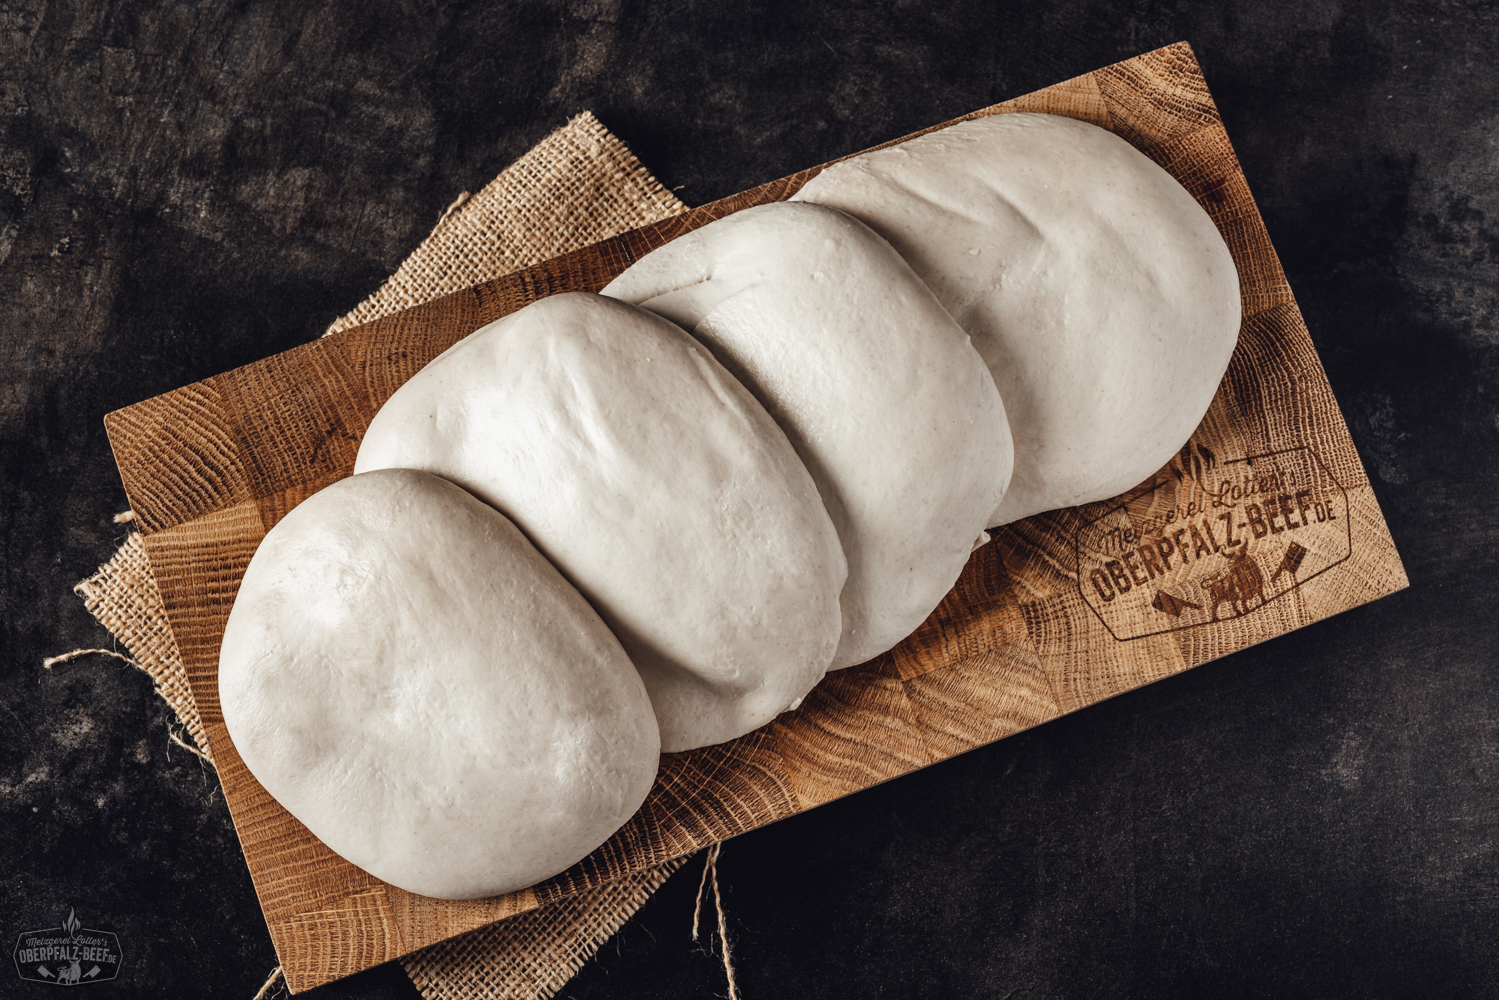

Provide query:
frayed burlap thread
left=73, top=110, right=691, bottom=1000
left=74, top=531, right=212, bottom=763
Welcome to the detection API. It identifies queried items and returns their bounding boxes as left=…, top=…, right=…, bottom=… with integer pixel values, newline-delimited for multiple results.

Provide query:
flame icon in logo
left=61, top=908, right=80, bottom=939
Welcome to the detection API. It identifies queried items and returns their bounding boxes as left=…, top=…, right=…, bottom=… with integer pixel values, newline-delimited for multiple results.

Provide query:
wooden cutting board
left=104, top=42, right=1408, bottom=993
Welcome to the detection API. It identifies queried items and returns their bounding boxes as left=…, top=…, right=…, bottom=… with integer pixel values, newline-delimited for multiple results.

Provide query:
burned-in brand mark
left=12, top=908, right=122, bottom=986
left=1076, top=445, right=1351, bottom=641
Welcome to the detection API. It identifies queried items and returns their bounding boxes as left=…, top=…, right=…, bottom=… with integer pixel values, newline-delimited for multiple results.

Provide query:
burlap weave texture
left=76, top=110, right=690, bottom=1000
left=327, top=111, right=686, bottom=336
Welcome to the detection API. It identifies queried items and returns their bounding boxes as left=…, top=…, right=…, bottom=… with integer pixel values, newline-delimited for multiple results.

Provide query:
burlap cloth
left=75, top=111, right=693, bottom=1000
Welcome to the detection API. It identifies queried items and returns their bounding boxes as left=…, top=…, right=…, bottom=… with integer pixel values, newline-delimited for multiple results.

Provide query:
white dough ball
left=218, top=469, right=660, bottom=900
left=792, top=112, right=1241, bottom=525
left=355, top=292, right=847, bottom=752
left=603, top=202, right=1012, bottom=669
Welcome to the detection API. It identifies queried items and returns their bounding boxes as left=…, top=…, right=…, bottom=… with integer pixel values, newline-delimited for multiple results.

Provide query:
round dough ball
left=354, top=292, right=846, bottom=752
left=602, top=202, right=1012, bottom=669
left=218, top=469, right=660, bottom=900
left=792, top=112, right=1241, bottom=525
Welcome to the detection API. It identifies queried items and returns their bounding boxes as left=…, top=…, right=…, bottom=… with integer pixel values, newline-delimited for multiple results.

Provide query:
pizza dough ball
left=792, top=112, right=1241, bottom=525
left=602, top=202, right=1012, bottom=669
left=218, top=469, right=660, bottom=900
left=355, top=292, right=846, bottom=752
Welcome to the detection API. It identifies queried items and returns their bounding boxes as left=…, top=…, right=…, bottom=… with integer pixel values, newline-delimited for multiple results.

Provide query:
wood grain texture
left=102, top=42, right=1409, bottom=993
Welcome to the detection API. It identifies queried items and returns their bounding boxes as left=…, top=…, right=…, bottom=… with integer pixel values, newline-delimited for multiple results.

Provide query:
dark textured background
left=3, top=2, right=1496, bottom=997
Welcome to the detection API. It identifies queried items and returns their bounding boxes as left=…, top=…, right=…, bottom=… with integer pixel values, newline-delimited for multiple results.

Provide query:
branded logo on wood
left=12, top=908, right=122, bottom=985
left=1076, top=445, right=1351, bottom=641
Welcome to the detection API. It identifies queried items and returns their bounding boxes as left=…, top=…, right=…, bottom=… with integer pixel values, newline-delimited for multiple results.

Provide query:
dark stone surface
left=2, top=2, right=1496, bottom=997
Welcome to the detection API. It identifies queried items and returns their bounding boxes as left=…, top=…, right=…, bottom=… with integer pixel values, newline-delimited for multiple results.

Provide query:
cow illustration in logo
left=57, top=958, right=81, bottom=985
left=1203, top=548, right=1266, bottom=621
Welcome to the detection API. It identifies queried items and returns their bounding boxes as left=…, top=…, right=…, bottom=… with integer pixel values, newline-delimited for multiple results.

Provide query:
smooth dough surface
left=355, top=292, right=846, bottom=752
left=218, top=469, right=660, bottom=900
left=792, top=112, right=1242, bottom=525
left=603, top=202, right=1012, bottom=669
